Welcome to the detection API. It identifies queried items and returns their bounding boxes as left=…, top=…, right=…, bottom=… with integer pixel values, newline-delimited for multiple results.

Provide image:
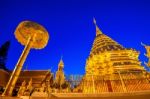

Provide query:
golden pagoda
left=54, top=57, right=69, bottom=92
left=55, top=57, right=65, bottom=86
left=75, top=18, right=150, bottom=93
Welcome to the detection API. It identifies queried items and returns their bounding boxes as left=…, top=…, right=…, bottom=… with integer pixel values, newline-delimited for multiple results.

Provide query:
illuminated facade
left=75, top=19, right=150, bottom=93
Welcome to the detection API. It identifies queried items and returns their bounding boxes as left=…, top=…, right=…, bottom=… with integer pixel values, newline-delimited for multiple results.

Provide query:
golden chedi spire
left=90, top=18, right=125, bottom=56
left=85, top=18, right=144, bottom=76
left=93, top=18, right=103, bottom=36
left=76, top=19, right=148, bottom=94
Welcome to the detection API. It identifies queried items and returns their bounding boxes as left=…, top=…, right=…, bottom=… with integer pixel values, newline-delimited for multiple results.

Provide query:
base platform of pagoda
left=0, top=96, right=20, bottom=99
left=1, top=91, right=150, bottom=99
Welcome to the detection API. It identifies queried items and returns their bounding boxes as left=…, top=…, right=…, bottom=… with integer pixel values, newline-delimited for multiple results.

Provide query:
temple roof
left=90, top=19, right=125, bottom=55
left=16, top=70, right=51, bottom=87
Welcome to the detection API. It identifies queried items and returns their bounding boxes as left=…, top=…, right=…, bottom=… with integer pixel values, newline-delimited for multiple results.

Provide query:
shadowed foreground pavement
left=1, top=91, right=150, bottom=99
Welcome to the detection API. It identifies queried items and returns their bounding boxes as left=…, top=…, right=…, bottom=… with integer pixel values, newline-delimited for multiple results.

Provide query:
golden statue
left=40, top=83, right=46, bottom=92
left=17, top=80, right=26, bottom=97
left=24, top=78, right=33, bottom=95
left=2, top=21, right=49, bottom=96
left=47, top=83, right=52, bottom=93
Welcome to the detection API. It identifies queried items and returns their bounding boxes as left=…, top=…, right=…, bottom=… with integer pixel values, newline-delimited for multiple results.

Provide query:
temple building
left=0, top=69, right=53, bottom=95
left=75, top=19, right=150, bottom=93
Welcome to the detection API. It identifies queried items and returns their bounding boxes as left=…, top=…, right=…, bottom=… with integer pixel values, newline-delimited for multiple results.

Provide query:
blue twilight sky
left=0, top=0, right=150, bottom=75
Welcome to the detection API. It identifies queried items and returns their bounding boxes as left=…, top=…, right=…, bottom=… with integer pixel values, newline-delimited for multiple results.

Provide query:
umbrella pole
left=2, top=36, right=33, bottom=96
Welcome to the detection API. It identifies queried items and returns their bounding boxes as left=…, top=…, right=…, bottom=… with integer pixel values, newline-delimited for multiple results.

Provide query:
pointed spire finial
left=93, top=17, right=97, bottom=25
left=93, top=17, right=103, bottom=36
left=58, top=55, right=64, bottom=68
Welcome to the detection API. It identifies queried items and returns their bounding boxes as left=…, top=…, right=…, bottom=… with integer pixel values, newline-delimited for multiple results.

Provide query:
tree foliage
left=0, top=41, right=10, bottom=70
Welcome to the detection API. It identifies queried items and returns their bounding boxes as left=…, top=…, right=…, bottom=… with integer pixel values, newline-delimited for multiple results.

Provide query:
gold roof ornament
left=2, top=21, right=49, bottom=96
left=141, top=42, right=150, bottom=58
left=141, top=42, right=150, bottom=67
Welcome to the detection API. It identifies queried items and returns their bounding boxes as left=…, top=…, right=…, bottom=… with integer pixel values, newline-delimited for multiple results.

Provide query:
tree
left=0, top=41, right=10, bottom=70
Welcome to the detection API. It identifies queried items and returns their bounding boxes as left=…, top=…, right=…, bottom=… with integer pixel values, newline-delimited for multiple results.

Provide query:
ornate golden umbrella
left=2, top=21, right=49, bottom=96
